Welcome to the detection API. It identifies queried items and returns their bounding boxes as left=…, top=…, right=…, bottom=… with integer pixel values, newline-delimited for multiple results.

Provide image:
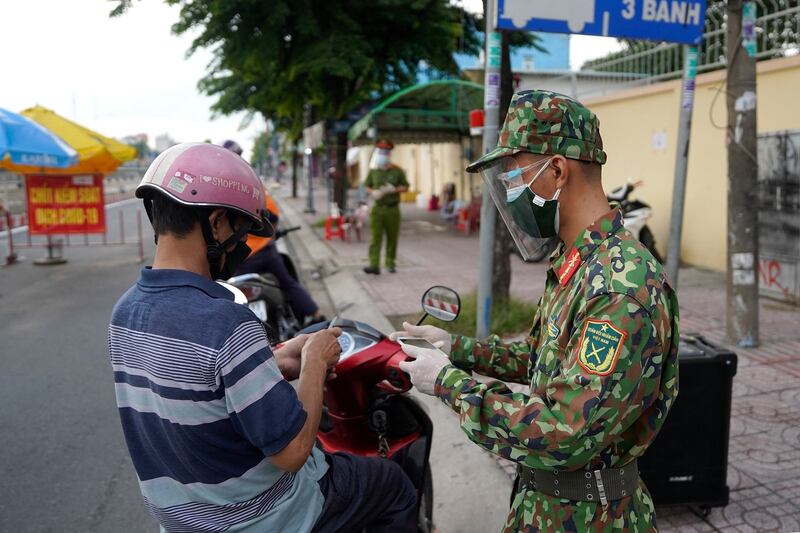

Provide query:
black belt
left=517, top=460, right=640, bottom=505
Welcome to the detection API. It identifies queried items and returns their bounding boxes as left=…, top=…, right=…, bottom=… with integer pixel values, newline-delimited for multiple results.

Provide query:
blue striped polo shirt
left=108, top=268, right=328, bottom=532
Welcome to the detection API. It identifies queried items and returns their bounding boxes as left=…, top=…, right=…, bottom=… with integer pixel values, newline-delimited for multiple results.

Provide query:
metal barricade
left=2, top=205, right=146, bottom=266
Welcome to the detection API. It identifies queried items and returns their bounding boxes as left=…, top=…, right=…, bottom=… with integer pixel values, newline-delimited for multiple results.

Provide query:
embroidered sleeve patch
left=547, top=318, right=561, bottom=340
left=576, top=319, right=627, bottom=376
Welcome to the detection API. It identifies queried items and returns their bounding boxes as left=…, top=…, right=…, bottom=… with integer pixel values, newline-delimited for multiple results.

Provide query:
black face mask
left=201, top=212, right=252, bottom=280
left=213, top=241, right=251, bottom=280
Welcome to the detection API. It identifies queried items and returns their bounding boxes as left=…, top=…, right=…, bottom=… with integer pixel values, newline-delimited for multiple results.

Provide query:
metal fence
left=552, top=0, right=800, bottom=99
left=2, top=205, right=146, bottom=266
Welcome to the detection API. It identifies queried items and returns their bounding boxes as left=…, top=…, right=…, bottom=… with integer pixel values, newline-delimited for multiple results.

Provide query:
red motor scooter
left=297, top=285, right=462, bottom=533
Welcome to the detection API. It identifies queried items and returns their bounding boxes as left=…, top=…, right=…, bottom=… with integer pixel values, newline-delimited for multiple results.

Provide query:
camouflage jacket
left=435, top=209, right=680, bottom=532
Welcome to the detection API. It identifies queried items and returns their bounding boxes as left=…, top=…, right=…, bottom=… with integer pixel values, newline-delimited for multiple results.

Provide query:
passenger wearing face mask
left=391, top=91, right=680, bottom=532
left=363, top=139, right=409, bottom=275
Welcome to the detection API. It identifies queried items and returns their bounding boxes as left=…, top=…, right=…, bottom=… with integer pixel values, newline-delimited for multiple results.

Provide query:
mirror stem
left=415, top=312, right=429, bottom=327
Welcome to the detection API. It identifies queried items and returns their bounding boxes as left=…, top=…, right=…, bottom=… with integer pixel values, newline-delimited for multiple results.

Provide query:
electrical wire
left=706, top=27, right=760, bottom=165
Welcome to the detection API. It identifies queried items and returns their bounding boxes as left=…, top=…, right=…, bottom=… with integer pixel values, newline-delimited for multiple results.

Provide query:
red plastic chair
left=324, top=215, right=347, bottom=241
left=453, top=203, right=480, bottom=235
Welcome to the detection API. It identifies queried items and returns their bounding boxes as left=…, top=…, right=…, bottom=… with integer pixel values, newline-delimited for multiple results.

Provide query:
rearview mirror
left=420, top=286, right=461, bottom=323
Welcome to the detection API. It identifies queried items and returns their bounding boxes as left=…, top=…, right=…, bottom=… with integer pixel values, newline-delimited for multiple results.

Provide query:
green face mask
left=507, top=186, right=561, bottom=239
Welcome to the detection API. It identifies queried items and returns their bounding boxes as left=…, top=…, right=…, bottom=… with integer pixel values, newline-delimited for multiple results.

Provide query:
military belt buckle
left=593, top=469, right=609, bottom=507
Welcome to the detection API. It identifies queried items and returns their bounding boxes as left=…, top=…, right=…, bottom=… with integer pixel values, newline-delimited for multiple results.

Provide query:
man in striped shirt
left=109, top=143, right=416, bottom=532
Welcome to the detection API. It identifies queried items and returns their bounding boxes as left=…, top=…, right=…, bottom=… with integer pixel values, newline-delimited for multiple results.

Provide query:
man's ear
left=551, top=155, right=570, bottom=190
left=208, top=208, right=228, bottom=241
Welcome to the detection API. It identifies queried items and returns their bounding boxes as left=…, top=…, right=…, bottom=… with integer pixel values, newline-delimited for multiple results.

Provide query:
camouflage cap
left=466, top=90, right=607, bottom=173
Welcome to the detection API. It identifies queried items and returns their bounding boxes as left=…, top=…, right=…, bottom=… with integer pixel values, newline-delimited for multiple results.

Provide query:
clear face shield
left=480, top=156, right=561, bottom=262
left=369, top=148, right=392, bottom=170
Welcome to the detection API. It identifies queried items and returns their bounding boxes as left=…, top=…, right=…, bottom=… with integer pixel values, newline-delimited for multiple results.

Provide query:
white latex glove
left=370, top=188, right=385, bottom=200
left=398, top=341, right=450, bottom=395
left=379, top=183, right=396, bottom=194
left=389, top=321, right=452, bottom=355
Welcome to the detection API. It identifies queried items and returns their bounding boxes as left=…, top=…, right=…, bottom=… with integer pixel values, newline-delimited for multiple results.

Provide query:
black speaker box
left=639, top=333, right=738, bottom=508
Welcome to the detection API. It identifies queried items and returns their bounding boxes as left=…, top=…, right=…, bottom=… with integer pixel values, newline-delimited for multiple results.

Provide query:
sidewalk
left=275, top=183, right=514, bottom=533
left=275, top=181, right=800, bottom=533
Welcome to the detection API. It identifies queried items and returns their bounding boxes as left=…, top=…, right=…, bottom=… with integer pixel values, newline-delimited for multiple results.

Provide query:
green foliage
left=311, top=217, right=328, bottom=229
left=250, top=131, right=272, bottom=170
left=390, top=291, right=537, bottom=338
left=112, top=0, right=472, bottom=140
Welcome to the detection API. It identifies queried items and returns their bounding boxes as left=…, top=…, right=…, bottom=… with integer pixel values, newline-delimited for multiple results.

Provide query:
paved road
left=0, top=201, right=157, bottom=533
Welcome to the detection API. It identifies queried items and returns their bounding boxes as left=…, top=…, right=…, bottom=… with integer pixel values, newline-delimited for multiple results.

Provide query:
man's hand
left=274, top=334, right=308, bottom=380
left=271, top=327, right=342, bottom=473
left=398, top=341, right=450, bottom=395
left=301, top=327, right=342, bottom=378
left=390, top=321, right=452, bottom=355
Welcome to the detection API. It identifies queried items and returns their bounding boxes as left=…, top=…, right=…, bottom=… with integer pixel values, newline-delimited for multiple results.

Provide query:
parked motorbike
left=524, top=179, right=663, bottom=263
left=227, top=226, right=304, bottom=343
left=294, top=285, right=462, bottom=533
left=607, top=179, right=663, bottom=263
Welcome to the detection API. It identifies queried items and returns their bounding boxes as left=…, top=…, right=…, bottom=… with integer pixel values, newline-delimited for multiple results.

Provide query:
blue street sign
left=496, top=0, right=707, bottom=45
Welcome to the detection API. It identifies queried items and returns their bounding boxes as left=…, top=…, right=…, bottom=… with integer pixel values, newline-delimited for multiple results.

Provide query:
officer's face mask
left=503, top=157, right=561, bottom=239
left=373, top=148, right=391, bottom=169
left=481, top=156, right=561, bottom=262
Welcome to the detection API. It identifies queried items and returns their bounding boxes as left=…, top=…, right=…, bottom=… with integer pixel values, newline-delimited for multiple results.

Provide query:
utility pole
left=726, top=0, right=759, bottom=347
left=476, top=0, right=501, bottom=339
left=665, top=45, right=698, bottom=288
left=291, top=143, right=299, bottom=199
left=303, top=103, right=316, bottom=214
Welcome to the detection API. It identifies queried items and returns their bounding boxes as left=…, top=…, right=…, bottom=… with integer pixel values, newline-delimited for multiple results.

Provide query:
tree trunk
left=491, top=30, right=515, bottom=302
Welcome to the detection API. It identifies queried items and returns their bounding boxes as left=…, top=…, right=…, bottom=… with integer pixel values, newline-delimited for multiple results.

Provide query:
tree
left=250, top=131, right=272, bottom=175
left=112, top=0, right=473, bottom=209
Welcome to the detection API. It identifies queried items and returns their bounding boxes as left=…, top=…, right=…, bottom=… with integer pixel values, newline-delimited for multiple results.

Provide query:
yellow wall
left=585, top=55, right=800, bottom=271
left=356, top=56, right=800, bottom=271
left=358, top=142, right=479, bottom=201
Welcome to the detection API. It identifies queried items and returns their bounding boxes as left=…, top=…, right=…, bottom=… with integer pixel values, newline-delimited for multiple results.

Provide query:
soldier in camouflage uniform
left=363, top=139, right=409, bottom=275
left=395, top=90, right=680, bottom=532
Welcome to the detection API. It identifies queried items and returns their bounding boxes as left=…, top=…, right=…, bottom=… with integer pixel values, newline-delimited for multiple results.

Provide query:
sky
left=0, top=1, right=621, bottom=158
left=0, top=1, right=263, bottom=155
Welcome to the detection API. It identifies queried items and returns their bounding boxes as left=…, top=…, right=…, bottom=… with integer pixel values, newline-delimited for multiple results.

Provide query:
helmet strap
left=200, top=212, right=252, bottom=278
left=142, top=198, right=159, bottom=245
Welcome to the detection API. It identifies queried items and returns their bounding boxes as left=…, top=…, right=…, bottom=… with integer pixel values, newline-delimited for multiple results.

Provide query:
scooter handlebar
left=377, top=350, right=413, bottom=394
left=273, top=226, right=302, bottom=240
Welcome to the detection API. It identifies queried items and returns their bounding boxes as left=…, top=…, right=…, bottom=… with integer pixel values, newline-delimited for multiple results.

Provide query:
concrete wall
left=584, top=55, right=800, bottom=271
left=357, top=55, right=800, bottom=272
left=357, top=141, right=480, bottom=201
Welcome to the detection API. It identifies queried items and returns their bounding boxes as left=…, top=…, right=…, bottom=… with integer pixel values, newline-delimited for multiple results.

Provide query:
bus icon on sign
left=502, top=0, right=596, bottom=33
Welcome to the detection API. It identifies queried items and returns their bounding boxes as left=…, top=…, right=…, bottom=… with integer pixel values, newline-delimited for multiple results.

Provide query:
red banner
left=25, top=175, right=106, bottom=235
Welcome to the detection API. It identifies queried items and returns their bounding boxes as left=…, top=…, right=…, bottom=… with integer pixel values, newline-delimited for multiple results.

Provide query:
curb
left=274, top=192, right=395, bottom=334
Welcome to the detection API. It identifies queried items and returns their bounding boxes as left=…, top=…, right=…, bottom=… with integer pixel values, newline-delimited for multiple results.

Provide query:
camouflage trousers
left=504, top=479, right=658, bottom=532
